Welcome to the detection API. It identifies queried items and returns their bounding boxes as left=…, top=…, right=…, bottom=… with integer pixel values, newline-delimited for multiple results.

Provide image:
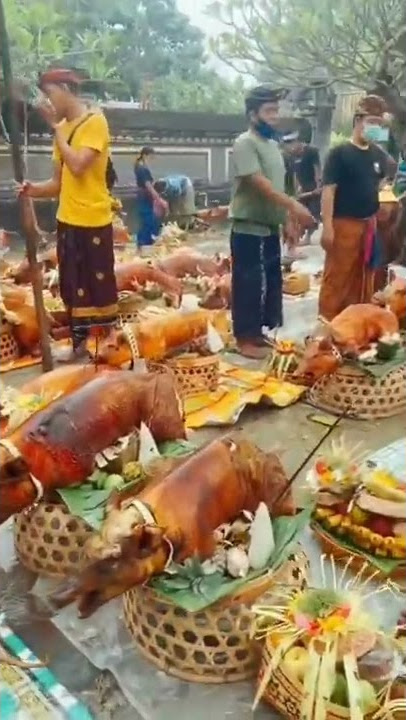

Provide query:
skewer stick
left=273, top=407, right=349, bottom=507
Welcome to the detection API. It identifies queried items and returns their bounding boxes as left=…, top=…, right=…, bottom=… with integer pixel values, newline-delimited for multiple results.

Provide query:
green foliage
left=2, top=0, right=245, bottom=111
left=150, top=71, right=245, bottom=113
left=209, top=0, right=405, bottom=91
left=330, top=131, right=350, bottom=147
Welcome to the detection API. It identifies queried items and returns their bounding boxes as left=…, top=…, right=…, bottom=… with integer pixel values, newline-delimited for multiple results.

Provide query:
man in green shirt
left=230, top=86, right=313, bottom=358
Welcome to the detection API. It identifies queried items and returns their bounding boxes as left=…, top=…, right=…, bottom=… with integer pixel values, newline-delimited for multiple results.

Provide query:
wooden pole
left=0, top=0, right=53, bottom=371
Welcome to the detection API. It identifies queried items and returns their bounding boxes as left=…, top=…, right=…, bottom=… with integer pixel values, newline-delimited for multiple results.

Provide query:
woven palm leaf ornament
left=251, top=554, right=404, bottom=720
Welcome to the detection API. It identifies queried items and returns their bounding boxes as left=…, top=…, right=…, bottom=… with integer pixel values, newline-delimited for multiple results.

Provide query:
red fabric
left=363, top=216, right=377, bottom=265
left=38, top=69, right=82, bottom=89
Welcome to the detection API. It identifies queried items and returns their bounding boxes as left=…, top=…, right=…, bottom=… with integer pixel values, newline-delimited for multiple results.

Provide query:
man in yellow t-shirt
left=18, top=68, right=118, bottom=359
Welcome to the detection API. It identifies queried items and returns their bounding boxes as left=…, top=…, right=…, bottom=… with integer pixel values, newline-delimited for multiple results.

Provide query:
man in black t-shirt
left=284, top=136, right=321, bottom=246
left=319, top=95, right=391, bottom=319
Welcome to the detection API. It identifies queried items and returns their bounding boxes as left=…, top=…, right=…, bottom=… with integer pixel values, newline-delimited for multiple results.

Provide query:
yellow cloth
left=184, top=362, right=305, bottom=428
left=53, top=113, right=112, bottom=227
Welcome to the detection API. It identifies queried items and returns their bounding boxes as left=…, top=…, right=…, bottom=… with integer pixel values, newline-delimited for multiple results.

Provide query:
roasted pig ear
left=0, top=455, right=33, bottom=523
left=0, top=455, right=30, bottom=481
left=50, top=525, right=169, bottom=618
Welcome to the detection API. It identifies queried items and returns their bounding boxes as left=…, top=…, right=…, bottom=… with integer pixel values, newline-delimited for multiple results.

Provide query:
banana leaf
left=312, top=520, right=402, bottom=574
left=158, top=439, right=197, bottom=457
left=56, top=485, right=112, bottom=530
left=150, top=504, right=314, bottom=612
left=349, top=346, right=406, bottom=378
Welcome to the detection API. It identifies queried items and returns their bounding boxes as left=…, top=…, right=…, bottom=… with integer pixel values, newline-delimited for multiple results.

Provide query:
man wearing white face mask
left=319, top=95, right=392, bottom=319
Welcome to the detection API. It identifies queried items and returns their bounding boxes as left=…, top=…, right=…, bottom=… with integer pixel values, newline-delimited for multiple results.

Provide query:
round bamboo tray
left=147, top=353, right=220, bottom=399
left=312, top=522, right=406, bottom=582
left=123, top=549, right=309, bottom=684
left=0, top=322, right=19, bottom=364
left=307, top=361, right=406, bottom=419
left=14, top=502, right=93, bottom=578
left=258, top=638, right=376, bottom=720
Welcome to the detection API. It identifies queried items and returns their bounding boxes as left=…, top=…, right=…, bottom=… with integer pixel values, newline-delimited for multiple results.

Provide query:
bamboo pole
left=0, top=0, right=53, bottom=371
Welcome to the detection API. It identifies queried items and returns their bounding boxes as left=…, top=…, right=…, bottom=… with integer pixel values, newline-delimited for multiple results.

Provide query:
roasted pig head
left=50, top=436, right=294, bottom=617
left=52, top=525, right=169, bottom=618
left=373, top=277, right=406, bottom=324
left=294, top=337, right=341, bottom=382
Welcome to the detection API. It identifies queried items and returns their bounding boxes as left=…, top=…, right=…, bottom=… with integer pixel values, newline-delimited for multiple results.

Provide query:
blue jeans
left=230, top=231, right=283, bottom=340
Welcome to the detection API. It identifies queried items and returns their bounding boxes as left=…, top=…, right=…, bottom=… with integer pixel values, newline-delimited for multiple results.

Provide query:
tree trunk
left=313, top=87, right=336, bottom=160
left=0, top=0, right=53, bottom=371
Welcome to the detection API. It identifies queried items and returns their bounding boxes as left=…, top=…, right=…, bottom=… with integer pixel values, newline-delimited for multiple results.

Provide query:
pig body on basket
left=114, top=260, right=181, bottom=299
left=97, top=308, right=230, bottom=366
left=295, top=303, right=400, bottom=382
left=0, top=283, right=53, bottom=355
left=156, top=249, right=230, bottom=279
left=0, top=371, right=185, bottom=522
left=51, top=437, right=294, bottom=617
left=200, top=274, right=231, bottom=310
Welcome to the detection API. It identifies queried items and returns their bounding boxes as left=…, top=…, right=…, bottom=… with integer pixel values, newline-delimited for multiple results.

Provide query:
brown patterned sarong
left=318, top=217, right=376, bottom=320
left=57, top=221, right=118, bottom=334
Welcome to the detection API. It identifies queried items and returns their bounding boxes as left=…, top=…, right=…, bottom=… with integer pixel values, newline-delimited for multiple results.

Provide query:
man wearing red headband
left=18, top=68, right=117, bottom=359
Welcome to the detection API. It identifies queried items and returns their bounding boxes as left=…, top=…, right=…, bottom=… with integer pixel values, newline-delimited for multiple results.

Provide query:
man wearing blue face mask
left=319, top=95, right=392, bottom=320
left=230, top=86, right=314, bottom=359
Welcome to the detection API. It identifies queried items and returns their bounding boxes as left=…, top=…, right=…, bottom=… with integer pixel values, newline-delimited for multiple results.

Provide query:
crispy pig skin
left=114, top=260, right=181, bottom=296
left=97, top=308, right=230, bottom=365
left=51, top=436, right=294, bottom=617
left=295, top=303, right=400, bottom=380
left=0, top=371, right=185, bottom=522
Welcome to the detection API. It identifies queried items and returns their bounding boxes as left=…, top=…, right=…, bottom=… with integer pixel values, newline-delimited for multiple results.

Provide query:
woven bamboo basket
left=123, top=549, right=309, bottom=684
left=0, top=321, right=19, bottom=364
left=258, top=638, right=376, bottom=720
left=307, top=361, right=406, bottom=419
left=282, top=272, right=310, bottom=296
left=312, top=522, right=406, bottom=581
left=14, top=503, right=93, bottom=578
left=118, top=291, right=143, bottom=324
left=147, top=353, right=220, bottom=399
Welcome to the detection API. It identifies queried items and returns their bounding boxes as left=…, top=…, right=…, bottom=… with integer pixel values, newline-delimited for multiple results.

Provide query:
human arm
left=313, top=148, right=322, bottom=186
left=373, top=143, right=397, bottom=182
left=234, top=137, right=313, bottom=226
left=320, top=147, right=342, bottom=248
left=135, top=166, right=168, bottom=213
left=16, top=162, right=61, bottom=199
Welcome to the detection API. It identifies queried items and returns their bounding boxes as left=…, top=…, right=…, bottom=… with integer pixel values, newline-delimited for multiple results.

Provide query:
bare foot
left=236, top=342, right=268, bottom=360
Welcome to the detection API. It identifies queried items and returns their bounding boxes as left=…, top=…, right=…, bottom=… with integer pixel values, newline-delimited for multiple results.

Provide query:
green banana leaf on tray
left=150, top=504, right=314, bottom=613
left=350, top=346, right=406, bottom=378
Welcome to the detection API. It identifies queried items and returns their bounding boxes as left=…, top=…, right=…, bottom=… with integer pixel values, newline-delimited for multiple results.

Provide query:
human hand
left=37, top=100, right=58, bottom=129
left=289, top=198, right=314, bottom=227
left=321, top=222, right=334, bottom=250
left=15, top=181, right=35, bottom=198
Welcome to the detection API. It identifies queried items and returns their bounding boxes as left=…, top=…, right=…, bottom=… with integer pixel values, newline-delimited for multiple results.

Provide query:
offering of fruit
left=252, top=560, right=399, bottom=720
left=283, top=646, right=309, bottom=683
left=310, top=438, right=406, bottom=564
